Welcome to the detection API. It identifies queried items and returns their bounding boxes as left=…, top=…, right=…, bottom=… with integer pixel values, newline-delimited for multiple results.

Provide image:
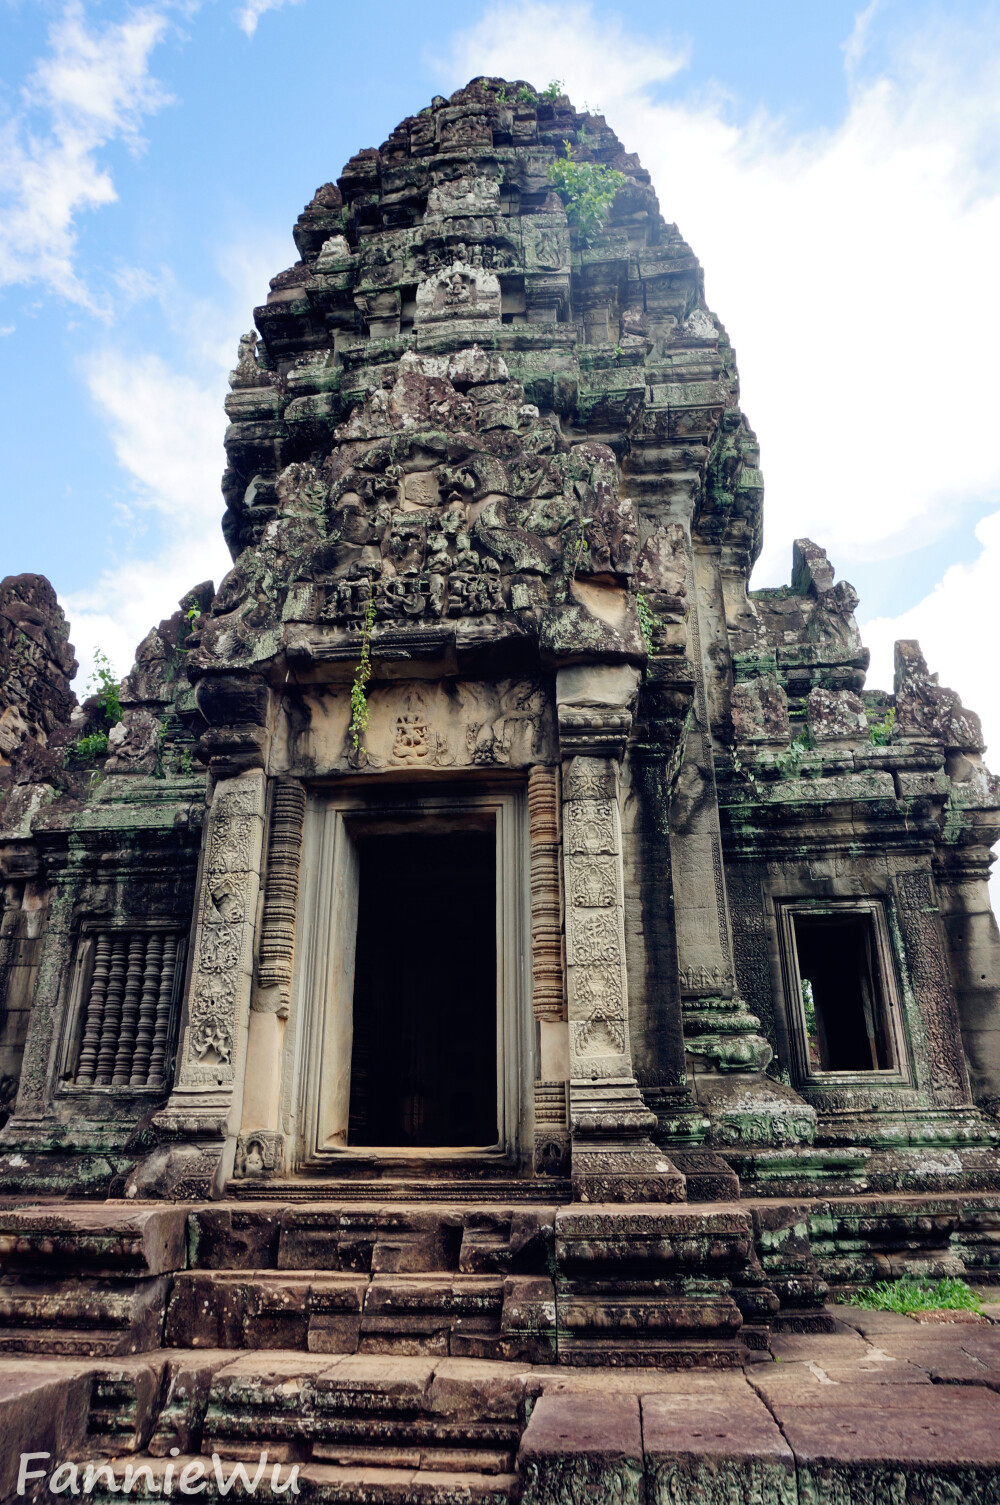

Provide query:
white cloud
left=0, top=2, right=172, bottom=307
left=843, top=0, right=880, bottom=76
left=438, top=6, right=1000, bottom=685
left=64, top=226, right=291, bottom=687
left=864, top=505, right=1000, bottom=756
left=66, top=350, right=232, bottom=688
left=85, top=350, right=227, bottom=532
left=234, top=0, right=302, bottom=39
left=433, top=3, right=689, bottom=108
left=438, top=4, right=1000, bottom=576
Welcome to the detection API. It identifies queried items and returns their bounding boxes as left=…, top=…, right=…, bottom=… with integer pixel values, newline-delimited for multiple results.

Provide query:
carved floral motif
left=567, top=909, right=621, bottom=966
left=174, top=774, right=264, bottom=1092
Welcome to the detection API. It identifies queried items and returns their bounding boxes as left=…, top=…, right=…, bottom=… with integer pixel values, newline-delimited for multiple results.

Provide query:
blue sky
left=2, top=0, right=999, bottom=766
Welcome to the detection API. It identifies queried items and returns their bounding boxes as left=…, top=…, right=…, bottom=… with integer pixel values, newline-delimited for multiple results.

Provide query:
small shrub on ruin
left=88, top=648, right=123, bottom=729
left=772, top=734, right=812, bottom=777
left=635, top=591, right=658, bottom=653
left=548, top=142, right=626, bottom=242
left=869, top=707, right=896, bottom=746
left=67, top=646, right=123, bottom=763
left=70, top=730, right=109, bottom=762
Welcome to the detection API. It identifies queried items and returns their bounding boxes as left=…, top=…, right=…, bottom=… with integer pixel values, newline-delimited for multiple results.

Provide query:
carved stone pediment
left=414, top=261, right=501, bottom=327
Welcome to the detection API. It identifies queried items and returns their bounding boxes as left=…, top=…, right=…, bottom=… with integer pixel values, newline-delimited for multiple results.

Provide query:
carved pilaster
left=257, top=779, right=306, bottom=1012
left=140, top=770, right=266, bottom=1199
left=558, top=699, right=686, bottom=1201
left=529, top=765, right=569, bottom=1173
left=674, top=548, right=814, bottom=1149
left=236, top=778, right=306, bottom=1181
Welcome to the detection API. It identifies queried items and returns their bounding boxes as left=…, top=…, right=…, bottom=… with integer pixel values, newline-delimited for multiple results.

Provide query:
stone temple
left=2, top=77, right=1000, bottom=1501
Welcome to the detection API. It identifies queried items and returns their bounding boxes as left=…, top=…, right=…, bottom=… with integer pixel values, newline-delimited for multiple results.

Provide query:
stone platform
left=2, top=1197, right=1000, bottom=1502
left=6, top=1305, right=1000, bottom=1503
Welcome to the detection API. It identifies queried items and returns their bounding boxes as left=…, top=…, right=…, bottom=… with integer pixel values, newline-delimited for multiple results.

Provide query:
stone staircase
left=1, top=1195, right=1000, bottom=1502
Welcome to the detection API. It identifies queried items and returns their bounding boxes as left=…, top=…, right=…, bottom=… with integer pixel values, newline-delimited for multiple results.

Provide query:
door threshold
left=226, top=1174, right=572, bottom=1203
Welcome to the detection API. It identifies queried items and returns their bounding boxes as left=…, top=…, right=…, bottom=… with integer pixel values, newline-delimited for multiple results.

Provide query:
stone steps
left=228, top=1177, right=572, bottom=1203
left=163, top=1270, right=556, bottom=1361
left=80, top=1456, right=519, bottom=1504
left=0, top=1195, right=996, bottom=1368
left=200, top=1353, right=529, bottom=1477
left=9, top=1324, right=1000, bottom=1505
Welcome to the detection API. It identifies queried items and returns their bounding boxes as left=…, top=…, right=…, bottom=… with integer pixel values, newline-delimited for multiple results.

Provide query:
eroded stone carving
left=174, top=774, right=265, bottom=1092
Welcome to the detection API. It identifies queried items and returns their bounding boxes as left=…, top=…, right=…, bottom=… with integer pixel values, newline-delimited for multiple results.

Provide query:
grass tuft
left=841, top=1275, right=982, bottom=1314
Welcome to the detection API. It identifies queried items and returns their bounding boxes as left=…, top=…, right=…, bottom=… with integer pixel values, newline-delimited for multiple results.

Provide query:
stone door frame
left=290, top=782, right=532, bottom=1170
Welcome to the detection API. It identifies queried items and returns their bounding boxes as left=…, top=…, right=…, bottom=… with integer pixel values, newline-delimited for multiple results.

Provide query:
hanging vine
left=349, top=596, right=377, bottom=750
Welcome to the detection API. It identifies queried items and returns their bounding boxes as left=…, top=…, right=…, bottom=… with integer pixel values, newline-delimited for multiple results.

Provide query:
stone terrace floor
left=5, top=1300, right=1000, bottom=1503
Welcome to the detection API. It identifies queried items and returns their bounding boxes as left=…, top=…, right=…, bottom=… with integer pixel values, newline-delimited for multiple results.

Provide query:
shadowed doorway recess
left=348, top=830, right=498, bottom=1147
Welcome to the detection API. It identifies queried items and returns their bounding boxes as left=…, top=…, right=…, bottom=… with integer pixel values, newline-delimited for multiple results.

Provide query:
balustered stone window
left=777, top=900, right=910, bottom=1087
left=64, top=927, right=186, bottom=1091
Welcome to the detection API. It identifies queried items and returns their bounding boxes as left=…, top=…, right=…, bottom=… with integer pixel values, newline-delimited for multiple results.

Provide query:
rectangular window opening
left=792, top=910, right=894, bottom=1073
left=347, top=829, right=498, bottom=1148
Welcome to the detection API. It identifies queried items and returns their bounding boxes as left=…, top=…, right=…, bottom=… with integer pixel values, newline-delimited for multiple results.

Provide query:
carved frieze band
left=528, top=765, right=564, bottom=1022
left=176, top=772, right=265, bottom=1090
left=257, top=779, right=306, bottom=1009
left=562, top=756, right=631, bottom=1076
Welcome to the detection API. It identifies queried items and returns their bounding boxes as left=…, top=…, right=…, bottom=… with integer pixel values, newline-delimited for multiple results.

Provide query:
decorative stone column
left=937, top=841, right=1000, bottom=1116
left=557, top=666, right=686, bottom=1202
left=672, top=550, right=816, bottom=1148
left=135, top=770, right=266, bottom=1198
left=238, top=778, right=307, bottom=1178
left=528, top=765, right=571, bottom=1177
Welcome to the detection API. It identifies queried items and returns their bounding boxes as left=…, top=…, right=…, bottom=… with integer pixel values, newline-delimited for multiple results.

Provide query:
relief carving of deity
left=568, top=857, right=618, bottom=908
left=392, top=713, right=434, bottom=762
left=563, top=801, right=618, bottom=856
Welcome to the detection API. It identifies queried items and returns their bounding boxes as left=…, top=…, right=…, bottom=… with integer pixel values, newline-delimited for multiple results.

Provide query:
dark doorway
left=348, top=829, right=498, bottom=1146
left=793, top=911, right=894, bottom=1072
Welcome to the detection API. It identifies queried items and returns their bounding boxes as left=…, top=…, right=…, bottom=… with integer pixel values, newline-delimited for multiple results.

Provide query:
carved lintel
left=528, top=765, right=564, bottom=1022
left=256, top=779, right=306, bottom=1013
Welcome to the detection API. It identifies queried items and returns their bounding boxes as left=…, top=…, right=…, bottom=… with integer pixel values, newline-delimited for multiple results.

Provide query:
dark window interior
left=348, top=830, right=498, bottom=1147
left=793, top=911, right=894, bottom=1072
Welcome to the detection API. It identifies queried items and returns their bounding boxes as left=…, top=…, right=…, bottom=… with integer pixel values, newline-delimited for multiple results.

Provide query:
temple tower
left=1, top=77, right=998, bottom=1223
